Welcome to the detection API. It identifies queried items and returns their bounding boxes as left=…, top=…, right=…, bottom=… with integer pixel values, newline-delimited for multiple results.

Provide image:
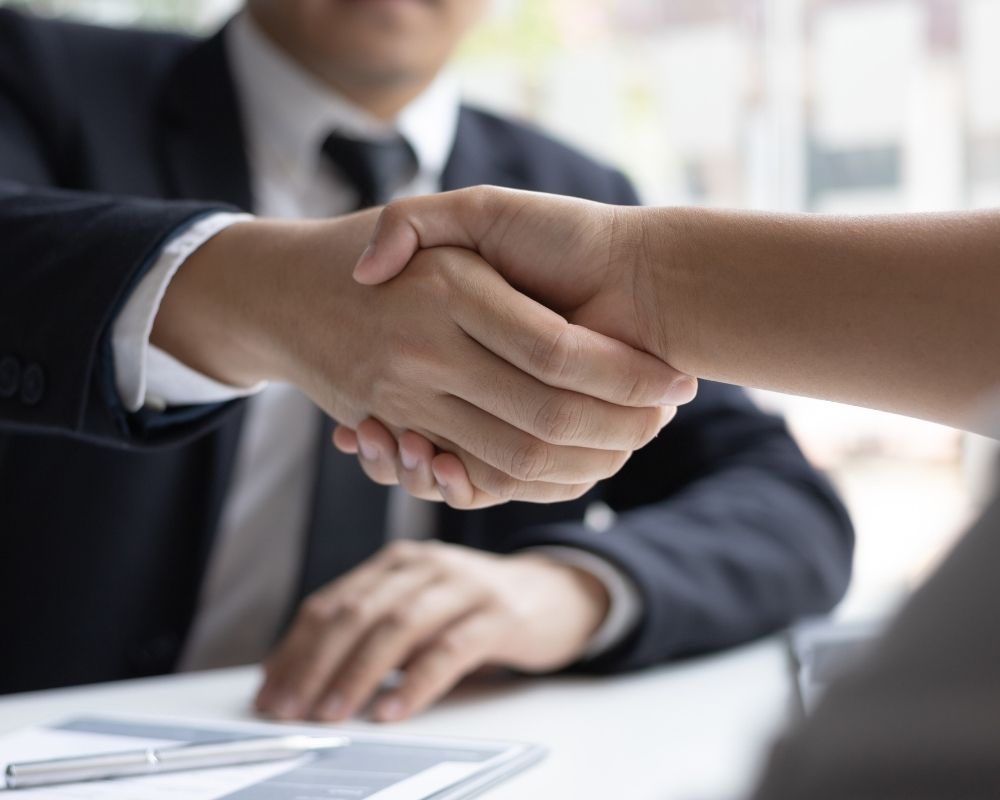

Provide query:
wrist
left=151, top=214, right=374, bottom=391
left=514, top=552, right=610, bottom=641
left=151, top=219, right=284, bottom=387
left=631, top=206, right=707, bottom=374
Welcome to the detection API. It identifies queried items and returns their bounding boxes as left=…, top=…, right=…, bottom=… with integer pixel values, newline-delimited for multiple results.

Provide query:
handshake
left=156, top=183, right=994, bottom=503
left=334, top=188, right=701, bottom=508
left=158, top=187, right=698, bottom=509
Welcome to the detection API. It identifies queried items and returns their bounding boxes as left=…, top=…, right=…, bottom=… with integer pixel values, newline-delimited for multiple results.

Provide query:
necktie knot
left=322, top=131, right=417, bottom=210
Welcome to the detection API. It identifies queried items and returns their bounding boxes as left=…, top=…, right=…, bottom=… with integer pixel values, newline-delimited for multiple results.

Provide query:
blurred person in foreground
left=343, top=185, right=1000, bottom=797
left=0, top=2, right=851, bottom=721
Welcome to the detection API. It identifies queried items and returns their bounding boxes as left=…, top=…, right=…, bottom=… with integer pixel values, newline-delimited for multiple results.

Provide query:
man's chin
left=334, top=0, right=438, bottom=27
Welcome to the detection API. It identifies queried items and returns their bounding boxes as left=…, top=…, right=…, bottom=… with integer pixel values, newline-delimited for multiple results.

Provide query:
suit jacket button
left=20, top=363, right=45, bottom=406
left=0, top=356, right=19, bottom=399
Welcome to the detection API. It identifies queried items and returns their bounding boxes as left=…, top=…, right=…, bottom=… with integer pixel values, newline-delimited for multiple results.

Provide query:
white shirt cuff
left=111, top=211, right=263, bottom=412
left=529, top=545, right=643, bottom=660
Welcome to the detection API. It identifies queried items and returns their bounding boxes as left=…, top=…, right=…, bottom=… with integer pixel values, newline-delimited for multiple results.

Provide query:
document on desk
left=0, top=715, right=545, bottom=799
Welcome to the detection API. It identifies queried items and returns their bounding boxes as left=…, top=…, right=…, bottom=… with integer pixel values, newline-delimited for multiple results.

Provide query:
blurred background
left=7, top=0, right=998, bottom=621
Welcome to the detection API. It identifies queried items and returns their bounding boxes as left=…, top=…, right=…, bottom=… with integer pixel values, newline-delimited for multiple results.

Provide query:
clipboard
left=0, top=714, right=546, bottom=799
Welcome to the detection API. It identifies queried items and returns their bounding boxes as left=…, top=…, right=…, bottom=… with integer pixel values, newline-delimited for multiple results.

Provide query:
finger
left=350, top=421, right=604, bottom=509
left=361, top=424, right=507, bottom=509
left=397, top=430, right=444, bottom=502
left=257, top=547, right=433, bottom=718
left=350, top=421, right=448, bottom=503
left=441, top=332, right=674, bottom=451
left=424, top=440, right=595, bottom=507
left=451, top=266, right=694, bottom=408
left=354, top=189, right=495, bottom=285
left=314, top=581, right=489, bottom=722
left=355, top=419, right=402, bottom=487
left=429, top=452, right=478, bottom=506
left=373, top=612, right=502, bottom=722
left=420, top=393, right=636, bottom=486
left=332, top=425, right=359, bottom=454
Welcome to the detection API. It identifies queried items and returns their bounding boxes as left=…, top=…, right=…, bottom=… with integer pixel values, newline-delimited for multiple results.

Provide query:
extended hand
left=255, top=540, right=610, bottom=722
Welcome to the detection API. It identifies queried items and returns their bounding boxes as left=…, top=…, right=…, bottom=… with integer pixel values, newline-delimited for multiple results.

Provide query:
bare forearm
left=151, top=215, right=374, bottom=388
left=643, top=207, right=1000, bottom=432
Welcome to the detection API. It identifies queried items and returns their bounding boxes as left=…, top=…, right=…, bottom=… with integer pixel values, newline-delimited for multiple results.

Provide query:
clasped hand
left=330, top=188, right=697, bottom=506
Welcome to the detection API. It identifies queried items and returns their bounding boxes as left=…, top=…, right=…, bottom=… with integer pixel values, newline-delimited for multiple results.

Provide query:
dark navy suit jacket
left=0, top=9, right=854, bottom=695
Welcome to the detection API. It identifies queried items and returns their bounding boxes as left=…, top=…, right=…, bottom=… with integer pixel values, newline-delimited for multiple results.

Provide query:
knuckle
left=505, top=438, right=553, bottom=482
left=480, top=470, right=521, bottom=502
left=384, top=539, right=419, bottom=562
left=528, top=325, right=579, bottom=384
left=379, top=199, right=410, bottom=231
left=532, top=394, right=587, bottom=444
left=617, top=370, right=653, bottom=407
left=299, top=594, right=332, bottom=627
left=381, top=606, right=417, bottom=634
left=435, top=631, right=469, bottom=660
left=336, top=596, right=372, bottom=627
left=421, top=539, right=454, bottom=566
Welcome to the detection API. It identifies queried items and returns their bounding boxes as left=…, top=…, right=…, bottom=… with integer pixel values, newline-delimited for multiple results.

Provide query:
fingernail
left=359, top=438, right=379, bottom=462
left=662, top=376, right=697, bottom=406
left=376, top=697, right=405, bottom=722
left=353, top=244, right=376, bottom=280
left=432, top=464, right=449, bottom=490
left=400, top=446, right=419, bottom=471
left=317, top=693, right=344, bottom=720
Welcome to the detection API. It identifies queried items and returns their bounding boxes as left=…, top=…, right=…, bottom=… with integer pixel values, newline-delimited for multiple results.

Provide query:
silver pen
left=3, top=734, right=350, bottom=790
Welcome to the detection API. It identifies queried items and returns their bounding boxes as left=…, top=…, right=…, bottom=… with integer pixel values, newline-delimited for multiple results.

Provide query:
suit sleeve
left=501, top=168, right=854, bottom=672
left=0, top=180, right=236, bottom=444
left=0, top=10, right=240, bottom=446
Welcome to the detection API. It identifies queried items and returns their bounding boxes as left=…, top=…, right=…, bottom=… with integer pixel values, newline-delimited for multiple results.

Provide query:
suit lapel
left=158, top=28, right=253, bottom=210
left=440, top=107, right=523, bottom=193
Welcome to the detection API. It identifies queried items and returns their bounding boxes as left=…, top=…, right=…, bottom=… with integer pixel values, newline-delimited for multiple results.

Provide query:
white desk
left=0, top=638, right=792, bottom=800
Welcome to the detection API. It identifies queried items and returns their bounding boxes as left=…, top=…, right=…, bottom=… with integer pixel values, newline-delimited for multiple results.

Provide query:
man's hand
left=255, top=540, right=610, bottom=723
left=151, top=213, right=683, bottom=503
left=335, top=188, right=697, bottom=504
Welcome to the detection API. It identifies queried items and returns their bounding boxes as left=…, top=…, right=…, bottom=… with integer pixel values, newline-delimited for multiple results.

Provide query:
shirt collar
left=225, top=11, right=460, bottom=185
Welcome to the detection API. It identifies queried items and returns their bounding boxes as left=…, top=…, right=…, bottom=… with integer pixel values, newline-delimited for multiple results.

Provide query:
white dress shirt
left=111, top=11, right=640, bottom=672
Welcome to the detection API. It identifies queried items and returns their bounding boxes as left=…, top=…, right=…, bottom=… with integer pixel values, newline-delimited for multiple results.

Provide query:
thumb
left=352, top=186, right=509, bottom=285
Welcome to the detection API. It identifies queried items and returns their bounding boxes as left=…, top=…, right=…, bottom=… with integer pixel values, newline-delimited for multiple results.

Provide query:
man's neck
left=314, top=74, right=430, bottom=122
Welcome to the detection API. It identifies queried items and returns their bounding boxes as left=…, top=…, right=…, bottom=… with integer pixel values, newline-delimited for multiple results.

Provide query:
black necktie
left=292, top=131, right=418, bottom=611
left=322, top=130, right=417, bottom=210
